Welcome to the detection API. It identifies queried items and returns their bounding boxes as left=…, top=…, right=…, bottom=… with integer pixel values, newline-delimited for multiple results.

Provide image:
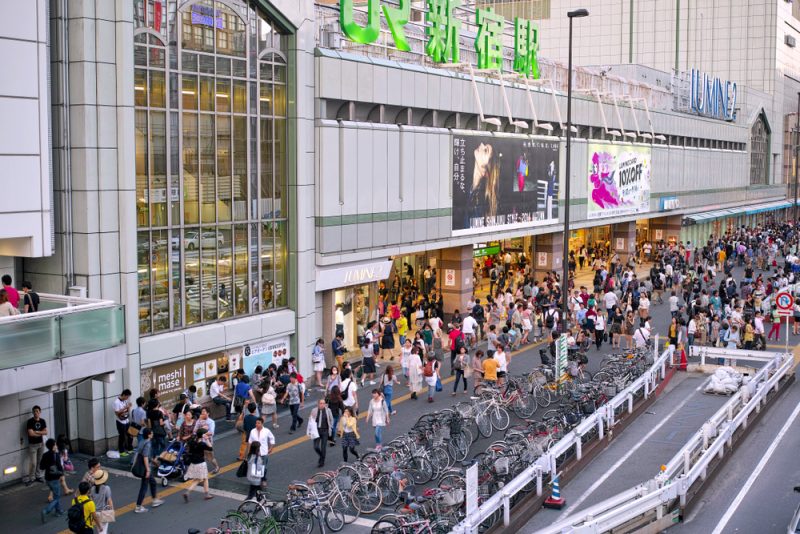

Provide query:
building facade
left=0, top=0, right=796, bottom=482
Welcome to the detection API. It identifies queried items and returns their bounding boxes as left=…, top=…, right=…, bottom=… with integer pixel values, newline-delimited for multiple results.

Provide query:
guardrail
left=534, top=349, right=793, bottom=534
left=452, top=337, right=672, bottom=533
left=0, top=294, right=125, bottom=370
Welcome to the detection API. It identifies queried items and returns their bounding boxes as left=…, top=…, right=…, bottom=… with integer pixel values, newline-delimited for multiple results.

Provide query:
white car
left=180, top=230, right=224, bottom=250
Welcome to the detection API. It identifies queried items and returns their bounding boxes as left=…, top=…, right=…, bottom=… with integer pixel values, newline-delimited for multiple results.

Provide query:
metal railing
left=0, top=293, right=125, bottom=370
left=314, top=2, right=673, bottom=112
left=534, top=349, right=793, bottom=534
left=452, top=337, right=672, bottom=533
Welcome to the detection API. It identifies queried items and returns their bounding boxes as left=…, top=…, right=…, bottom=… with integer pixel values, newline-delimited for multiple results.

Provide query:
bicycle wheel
left=330, top=491, right=360, bottom=524
left=446, top=433, right=469, bottom=462
left=352, top=480, right=383, bottom=514
left=429, top=447, right=451, bottom=475
left=533, top=385, right=553, bottom=407
left=432, top=518, right=456, bottom=533
left=222, top=512, right=252, bottom=534
left=371, top=515, right=403, bottom=534
left=261, top=520, right=298, bottom=534
left=512, top=393, right=537, bottom=418
left=577, top=369, right=593, bottom=384
left=490, top=407, right=510, bottom=431
left=438, top=473, right=466, bottom=492
left=236, top=499, right=269, bottom=523
left=377, top=473, right=402, bottom=506
left=337, top=465, right=362, bottom=489
left=476, top=412, right=493, bottom=438
left=278, top=505, right=314, bottom=534
left=404, top=455, right=434, bottom=484
left=460, top=427, right=475, bottom=447
left=324, top=506, right=346, bottom=532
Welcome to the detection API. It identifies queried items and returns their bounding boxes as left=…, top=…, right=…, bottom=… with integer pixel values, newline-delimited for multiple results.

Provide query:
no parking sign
left=776, top=291, right=793, bottom=317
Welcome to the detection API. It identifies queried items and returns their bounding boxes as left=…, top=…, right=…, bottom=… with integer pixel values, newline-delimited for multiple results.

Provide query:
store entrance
left=334, top=284, right=373, bottom=354
left=392, top=252, right=440, bottom=296
left=568, top=226, right=612, bottom=258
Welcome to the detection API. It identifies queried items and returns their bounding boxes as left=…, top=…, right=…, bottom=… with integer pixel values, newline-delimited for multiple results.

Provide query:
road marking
left=556, top=377, right=710, bottom=520
left=709, top=397, right=800, bottom=534
left=81, top=339, right=546, bottom=531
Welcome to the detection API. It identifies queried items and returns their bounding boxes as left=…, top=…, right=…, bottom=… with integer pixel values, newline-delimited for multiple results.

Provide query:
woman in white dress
left=407, top=348, right=424, bottom=400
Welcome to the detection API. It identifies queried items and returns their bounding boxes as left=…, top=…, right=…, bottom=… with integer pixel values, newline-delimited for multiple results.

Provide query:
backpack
left=454, top=333, right=465, bottom=352
left=340, top=380, right=351, bottom=401
left=67, top=498, right=88, bottom=533
left=545, top=311, right=555, bottom=329
left=423, top=360, right=434, bottom=377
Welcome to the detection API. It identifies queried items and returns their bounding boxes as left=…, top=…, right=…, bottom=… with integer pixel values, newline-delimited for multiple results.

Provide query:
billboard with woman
left=451, top=134, right=559, bottom=236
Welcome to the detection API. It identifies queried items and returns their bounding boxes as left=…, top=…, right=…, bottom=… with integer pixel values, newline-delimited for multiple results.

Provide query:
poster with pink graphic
left=586, top=143, right=651, bottom=220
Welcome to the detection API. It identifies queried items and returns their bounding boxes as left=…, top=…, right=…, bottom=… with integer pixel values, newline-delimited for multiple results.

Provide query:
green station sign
left=473, top=242, right=501, bottom=257
left=339, top=0, right=541, bottom=79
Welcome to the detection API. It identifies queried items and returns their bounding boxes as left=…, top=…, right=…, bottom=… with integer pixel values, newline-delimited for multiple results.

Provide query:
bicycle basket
left=604, top=384, right=617, bottom=397
left=494, top=457, right=510, bottom=475
left=534, top=373, right=548, bottom=386
left=335, top=474, right=353, bottom=491
left=449, top=417, right=463, bottom=434
left=379, top=460, right=397, bottom=474
left=565, top=412, right=581, bottom=425
left=441, top=488, right=465, bottom=506
left=581, top=401, right=596, bottom=415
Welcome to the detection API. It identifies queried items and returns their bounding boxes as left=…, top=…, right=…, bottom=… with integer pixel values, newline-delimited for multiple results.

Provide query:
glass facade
left=749, top=113, right=770, bottom=186
left=134, top=0, right=289, bottom=335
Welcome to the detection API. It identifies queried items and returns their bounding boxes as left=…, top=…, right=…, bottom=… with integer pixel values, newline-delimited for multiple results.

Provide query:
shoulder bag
left=131, top=451, right=146, bottom=478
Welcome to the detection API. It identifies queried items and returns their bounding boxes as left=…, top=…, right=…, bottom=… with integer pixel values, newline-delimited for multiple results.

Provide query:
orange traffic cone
left=679, top=345, right=687, bottom=371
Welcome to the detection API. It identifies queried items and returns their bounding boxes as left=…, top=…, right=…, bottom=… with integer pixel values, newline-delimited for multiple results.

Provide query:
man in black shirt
left=25, top=405, right=47, bottom=485
left=22, top=281, right=39, bottom=313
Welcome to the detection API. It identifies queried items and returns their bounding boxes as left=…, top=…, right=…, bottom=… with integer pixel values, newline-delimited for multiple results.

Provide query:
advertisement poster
left=452, top=135, right=559, bottom=236
left=243, top=336, right=291, bottom=375
left=140, top=351, right=231, bottom=410
left=587, top=143, right=651, bottom=220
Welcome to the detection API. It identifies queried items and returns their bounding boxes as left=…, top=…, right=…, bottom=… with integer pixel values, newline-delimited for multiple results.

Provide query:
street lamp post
left=561, top=8, right=589, bottom=334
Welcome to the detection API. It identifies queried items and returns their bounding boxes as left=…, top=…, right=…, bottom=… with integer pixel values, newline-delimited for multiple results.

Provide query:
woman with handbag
left=244, top=442, right=265, bottom=500
left=260, top=380, right=279, bottom=429
left=367, top=390, right=389, bottom=450
left=311, top=338, right=326, bottom=389
left=183, top=428, right=215, bottom=502
left=39, top=438, right=65, bottom=523
left=91, top=469, right=114, bottom=534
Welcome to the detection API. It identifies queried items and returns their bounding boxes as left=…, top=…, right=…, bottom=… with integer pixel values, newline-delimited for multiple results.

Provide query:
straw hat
left=93, top=469, right=109, bottom=485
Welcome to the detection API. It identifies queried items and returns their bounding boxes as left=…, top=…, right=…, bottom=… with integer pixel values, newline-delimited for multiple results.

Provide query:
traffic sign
left=776, top=291, right=793, bottom=316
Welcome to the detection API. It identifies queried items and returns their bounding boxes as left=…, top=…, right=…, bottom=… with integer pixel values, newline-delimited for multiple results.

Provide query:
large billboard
left=451, top=135, right=560, bottom=236
left=587, top=143, right=651, bottom=220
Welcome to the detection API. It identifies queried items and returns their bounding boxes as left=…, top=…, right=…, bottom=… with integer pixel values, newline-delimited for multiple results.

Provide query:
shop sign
left=587, top=143, right=651, bottom=220
left=654, top=229, right=664, bottom=241
left=537, top=252, right=548, bottom=267
left=689, top=69, right=737, bottom=121
left=473, top=242, right=500, bottom=257
left=316, top=260, right=393, bottom=292
left=243, top=336, right=290, bottom=375
left=660, top=196, right=680, bottom=211
left=140, top=350, right=238, bottom=411
left=444, top=269, right=456, bottom=286
left=452, top=134, right=560, bottom=236
left=339, top=0, right=541, bottom=78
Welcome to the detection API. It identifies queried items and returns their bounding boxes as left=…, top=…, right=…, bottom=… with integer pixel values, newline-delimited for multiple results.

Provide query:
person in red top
left=447, top=324, right=464, bottom=375
left=2, top=274, right=19, bottom=308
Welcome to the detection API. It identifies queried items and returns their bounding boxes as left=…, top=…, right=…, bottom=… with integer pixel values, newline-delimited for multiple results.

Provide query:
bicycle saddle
left=188, top=530, right=201, bottom=534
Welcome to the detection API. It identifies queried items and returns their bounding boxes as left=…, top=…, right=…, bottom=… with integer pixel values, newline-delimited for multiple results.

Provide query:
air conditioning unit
left=786, top=34, right=797, bottom=48
left=322, top=28, right=342, bottom=49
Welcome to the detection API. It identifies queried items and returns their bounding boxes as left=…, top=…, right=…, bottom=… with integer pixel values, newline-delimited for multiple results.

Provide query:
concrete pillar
left=612, top=222, right=637, bottom=263
left=649, top=215, right=683, bottom=245
left=532, top=232, right=564, bottom=281
left=440, top=246, right=474, bottom=315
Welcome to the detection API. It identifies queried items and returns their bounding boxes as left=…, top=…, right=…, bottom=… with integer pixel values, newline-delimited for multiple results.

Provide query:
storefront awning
left=744, top=200, right=792, bottom=215
left=685, top=200, right=792, bottom=223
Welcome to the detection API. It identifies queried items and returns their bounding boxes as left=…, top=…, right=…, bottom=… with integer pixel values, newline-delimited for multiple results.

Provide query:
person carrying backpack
left=67, top=481, right=97, bottom=534
left=423, top=354, right=441, bottom=403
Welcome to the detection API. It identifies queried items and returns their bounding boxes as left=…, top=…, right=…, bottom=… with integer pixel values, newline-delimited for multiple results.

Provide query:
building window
left=134, top=0, right=289, bottom=335
left=750, top=112, right=770, bottom=185
left=479, top=0, right=551, bottom=20
left=784, top=113, right=797, bottom=185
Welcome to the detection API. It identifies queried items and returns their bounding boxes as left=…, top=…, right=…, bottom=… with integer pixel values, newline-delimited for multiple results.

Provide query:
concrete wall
left=0, top=0, right=53, bottom=258
left=315, top=119, right=774, bottom=264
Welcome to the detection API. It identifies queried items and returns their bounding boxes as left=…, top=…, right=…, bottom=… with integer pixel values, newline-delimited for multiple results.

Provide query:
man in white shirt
left=669, top=291, right=679, bottom=317
left=113, top=389, right=133, bottom=456
left=248, top=418, right=275, bottom=484
left=334, top=304, right=345, bottom=337
left=603, top=290, right=618, bottom=312
left=494, top=347, right=508, bottom=386
left=210, top=376, right=233, bottom=421
left=461, top=313, right=478, bottom=348
left=687, top=315, right=697, bottom=346
left=633, top=325, right=651, bottom=348
left=340, top=369, right=359, bottom=414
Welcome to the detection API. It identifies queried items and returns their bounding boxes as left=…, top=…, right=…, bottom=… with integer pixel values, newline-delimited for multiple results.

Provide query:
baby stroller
left=157, top=439, right=187, bottom=487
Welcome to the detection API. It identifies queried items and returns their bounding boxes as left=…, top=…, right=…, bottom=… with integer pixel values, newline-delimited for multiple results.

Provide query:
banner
left=452, top=135, right=559, bottom=236
left=587, top=143, right=651, bottom=220
left=243, top=336, right=291, bottom=376
left=139, top=350, right=236, bottom=410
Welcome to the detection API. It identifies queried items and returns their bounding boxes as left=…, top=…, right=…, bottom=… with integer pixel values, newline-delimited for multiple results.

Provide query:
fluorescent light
left=259, top=97, right=271, bottom=102
left=182, top=89, right=196, bottom=95
left=135, top=86, right=145, bottom=91
left=3, top=466, right=17, bottom=475
left=216, top=93, right=229, bottom=98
